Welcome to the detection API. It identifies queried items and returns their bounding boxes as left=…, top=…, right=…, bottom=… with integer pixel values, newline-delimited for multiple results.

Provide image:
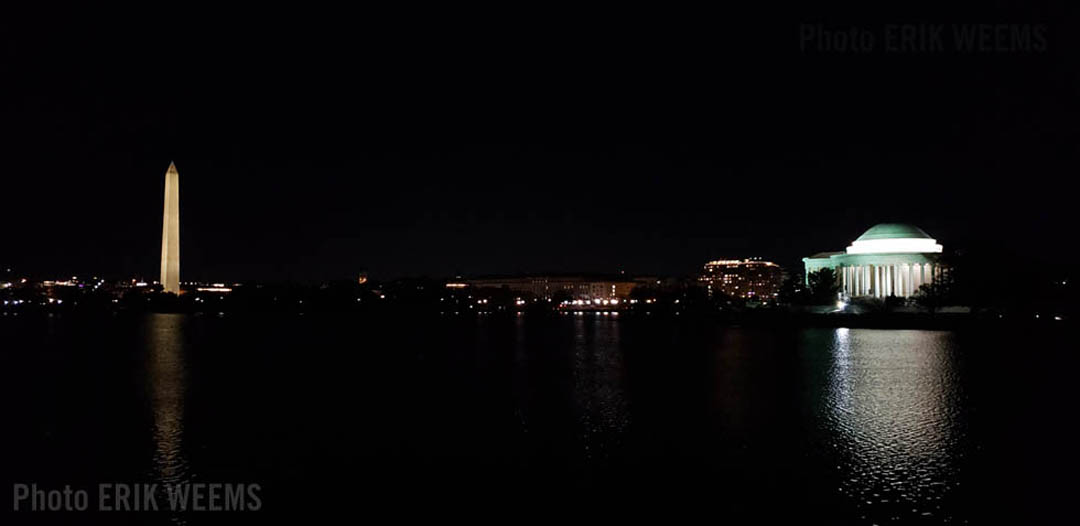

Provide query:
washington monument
left=160, top=162, right=180, bottom=293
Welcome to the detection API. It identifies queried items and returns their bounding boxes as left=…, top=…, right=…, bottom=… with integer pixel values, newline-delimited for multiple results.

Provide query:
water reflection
left=571, top=317, right=629, bottom=460
left=145, top=314, right=191, bottom=487
left=822, top=329, right=965, bottom=522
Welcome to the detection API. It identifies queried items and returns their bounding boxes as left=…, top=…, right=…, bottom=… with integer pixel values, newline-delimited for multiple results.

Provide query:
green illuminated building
left=803, top=223, right=944, bottom=298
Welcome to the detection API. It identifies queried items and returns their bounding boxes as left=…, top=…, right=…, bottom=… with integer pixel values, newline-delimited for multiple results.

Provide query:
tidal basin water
left=2, top=313, right=1076, bottom=524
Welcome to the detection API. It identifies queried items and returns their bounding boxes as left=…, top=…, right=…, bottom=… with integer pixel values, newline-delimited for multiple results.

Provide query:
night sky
left=2, top=7, right=1076, bottom=282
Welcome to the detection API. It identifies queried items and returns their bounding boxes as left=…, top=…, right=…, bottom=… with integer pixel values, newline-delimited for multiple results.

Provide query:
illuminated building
left=699, top=259, right=783, bottom=300
left=196, top=284, right=233, bottom=293
left=463, top=275, right=640, bottom=300
left=159, top=162, right=180, bottom=294
left=803, top=223, right=944, bottom=298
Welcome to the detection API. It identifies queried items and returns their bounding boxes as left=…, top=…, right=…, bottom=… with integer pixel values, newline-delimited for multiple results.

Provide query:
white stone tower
left=159, top=162, right=180, bottom=293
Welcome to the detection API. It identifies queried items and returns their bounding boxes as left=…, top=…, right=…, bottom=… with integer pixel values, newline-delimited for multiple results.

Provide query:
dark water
left=1, top=313, right=1076, bottom=524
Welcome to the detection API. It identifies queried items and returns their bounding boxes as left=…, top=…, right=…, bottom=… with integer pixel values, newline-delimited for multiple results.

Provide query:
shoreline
left=2, top=307, right=1067, bottom=331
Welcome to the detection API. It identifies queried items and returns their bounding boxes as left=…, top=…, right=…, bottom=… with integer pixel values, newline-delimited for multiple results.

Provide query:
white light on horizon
left=846, top=238, right=943, bottom=255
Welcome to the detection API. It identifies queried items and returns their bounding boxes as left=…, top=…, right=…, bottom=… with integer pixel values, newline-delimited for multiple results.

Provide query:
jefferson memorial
left=803, top=224, right=944, bottom=299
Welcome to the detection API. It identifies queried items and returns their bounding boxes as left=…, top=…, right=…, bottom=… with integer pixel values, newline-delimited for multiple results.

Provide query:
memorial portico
left=803, top=224, right=944, bottom=299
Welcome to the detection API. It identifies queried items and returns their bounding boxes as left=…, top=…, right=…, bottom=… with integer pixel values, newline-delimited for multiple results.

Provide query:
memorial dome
left=855, top=223, right=933, bottom=242
left=846, top=223, right=942, bottom=254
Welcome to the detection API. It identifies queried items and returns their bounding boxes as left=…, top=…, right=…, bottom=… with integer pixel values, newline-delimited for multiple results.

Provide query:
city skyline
left=0, top=210, right=953, bottom=284
left=0, top=159, right=1053, bottom=284
left=3, top=11, right=1075, bottom=283
left=1, top=154, right=979, bottom=284
left=2, top=9, right=1077, bottom=524
left=0, top=199, right=1058, bottom=283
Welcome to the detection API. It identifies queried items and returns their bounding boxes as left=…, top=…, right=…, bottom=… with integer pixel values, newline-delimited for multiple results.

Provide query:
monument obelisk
left=159, top=162, right=180, bottom=293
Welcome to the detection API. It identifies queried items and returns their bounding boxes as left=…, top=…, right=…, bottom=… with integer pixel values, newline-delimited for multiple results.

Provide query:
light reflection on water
left=125, top=316, right=983, bottom=522
left=7, top=313, right=1070, bottom=522
left=822, top=328, right=966, bottom=522
left=145, top=314, right=192, bottom=489
left=571, top=317, right=629, bottom=461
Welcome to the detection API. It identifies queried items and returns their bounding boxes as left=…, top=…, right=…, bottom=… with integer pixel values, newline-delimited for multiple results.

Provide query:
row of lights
left=3, top=299, right=62, bottom=305
left=561, top=298, right=622, bottom=306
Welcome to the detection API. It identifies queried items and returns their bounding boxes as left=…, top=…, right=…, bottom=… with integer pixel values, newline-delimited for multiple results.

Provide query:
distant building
left=159, top=162, right=180, bottom=294
left=803, top=223, right=944, bottom=299
left=463, top=275, right=640, bottom=300
left=699, top=259, right=783, bottom=301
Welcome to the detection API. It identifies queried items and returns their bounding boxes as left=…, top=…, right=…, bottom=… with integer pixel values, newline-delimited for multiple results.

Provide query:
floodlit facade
left=464, top=275, right=640, bottom=300
left=803, top=223, right=944, bottom=299
left=699, top=259, right=783, bottom=300
left=159, top=162, right=180, bottom=294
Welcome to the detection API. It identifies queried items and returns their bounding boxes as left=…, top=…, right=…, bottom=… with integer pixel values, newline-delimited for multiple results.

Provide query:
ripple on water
left=819, top=329, right=967, bottom=524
